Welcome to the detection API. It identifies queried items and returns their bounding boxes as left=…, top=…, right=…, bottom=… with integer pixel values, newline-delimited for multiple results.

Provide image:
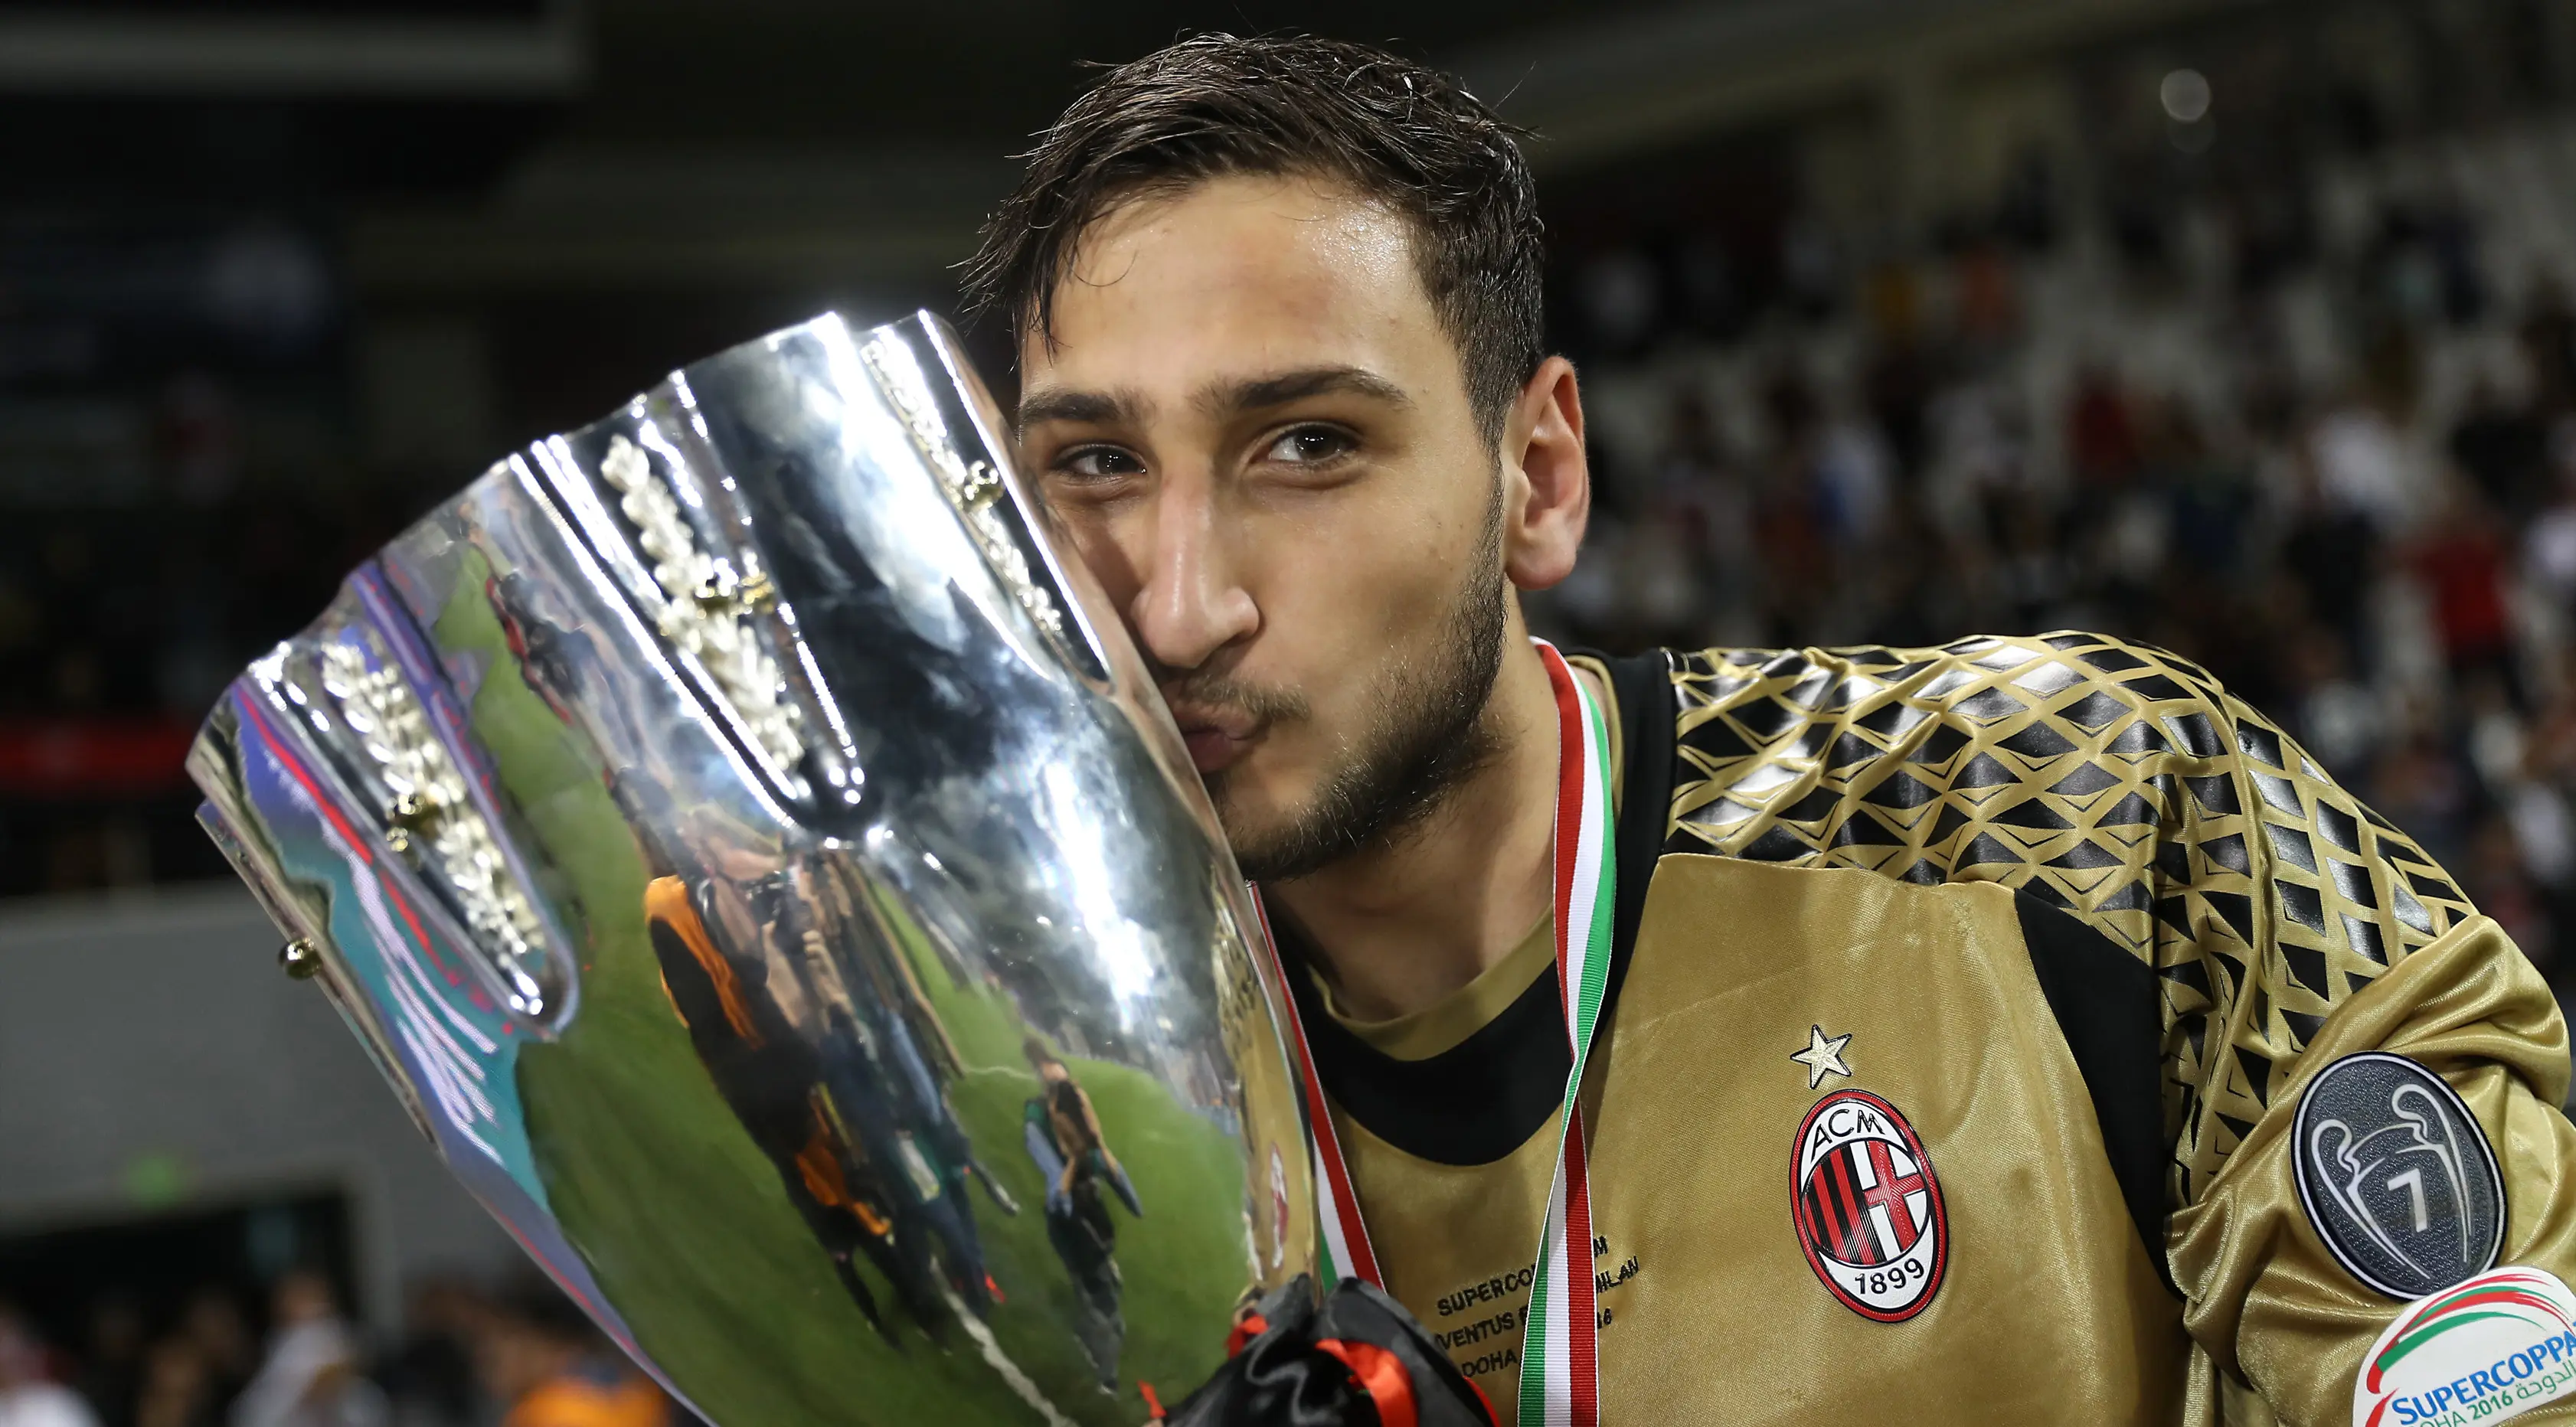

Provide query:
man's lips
left=1181, top=728, right=1249, bottom=772
left=1166, top=702, right=1260, bottom=774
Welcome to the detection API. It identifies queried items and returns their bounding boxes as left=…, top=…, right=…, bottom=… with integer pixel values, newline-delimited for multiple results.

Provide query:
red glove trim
left=1315, top=1337, right=1417, bottom=1427
left=1226, top=1312, right=1271, bottom=1359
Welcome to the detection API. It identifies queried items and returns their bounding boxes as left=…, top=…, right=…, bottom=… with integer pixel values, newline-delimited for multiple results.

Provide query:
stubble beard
left=1204, top=478, right=1510, bottom=884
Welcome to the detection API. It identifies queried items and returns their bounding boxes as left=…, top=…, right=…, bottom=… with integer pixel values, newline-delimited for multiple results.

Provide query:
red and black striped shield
left=1790, top=1087, right=1948, bottom=1321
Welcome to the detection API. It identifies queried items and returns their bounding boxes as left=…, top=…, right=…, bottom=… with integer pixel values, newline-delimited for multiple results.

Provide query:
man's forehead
left=1018, top=175, right=1437, bottom=379
left=1072, top=171, right=1414, bottom=282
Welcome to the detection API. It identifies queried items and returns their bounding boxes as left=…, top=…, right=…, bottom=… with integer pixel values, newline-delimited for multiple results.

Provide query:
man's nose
left=1128, top=475, right=1257, bottom=671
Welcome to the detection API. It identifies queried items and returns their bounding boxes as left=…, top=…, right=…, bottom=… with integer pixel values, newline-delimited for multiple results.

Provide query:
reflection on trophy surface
left=184, top=311, right=1319, bottom=1425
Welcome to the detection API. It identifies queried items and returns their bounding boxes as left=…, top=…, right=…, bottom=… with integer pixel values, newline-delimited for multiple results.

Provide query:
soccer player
left=619, top=782, right=941, bottom=1347
left=642, top=870, right=918, bottom=1347
left=962, top=33, right=2576, bottom=1425
left=1020, top=1036, right=1143, bottom=1393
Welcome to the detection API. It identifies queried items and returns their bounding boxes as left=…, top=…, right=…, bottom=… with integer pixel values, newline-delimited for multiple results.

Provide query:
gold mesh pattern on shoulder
left=1661, top=632, right=2478, bottom=1206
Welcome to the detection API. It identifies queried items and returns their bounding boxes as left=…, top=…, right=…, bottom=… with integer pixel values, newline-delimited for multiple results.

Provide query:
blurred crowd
left=0, top=1274, right=673, bottom=1427
left=0, top=388, right=424, bottom=896
left=0, top=9, right=2569, bottom=949
left=1538, top=112, right=2576, bottom=999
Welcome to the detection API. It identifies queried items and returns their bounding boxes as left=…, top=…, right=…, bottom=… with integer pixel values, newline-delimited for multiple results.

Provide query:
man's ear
left=1500, top=355, right=1589, bottom=591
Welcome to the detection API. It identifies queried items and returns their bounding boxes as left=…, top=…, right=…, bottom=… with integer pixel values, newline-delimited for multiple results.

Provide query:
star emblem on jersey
left=1790, top=1088, right=1948, bottom=1321
left=1790, top=1024, right=1853, bottom=1089
left=2292, top=1051, right=2504, bottom=1300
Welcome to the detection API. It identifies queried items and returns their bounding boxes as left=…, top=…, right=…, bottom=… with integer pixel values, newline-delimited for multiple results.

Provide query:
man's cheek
left=1056, top=513, right=1144, bottom=608
left=1247, top=719, right=1327, bottom=797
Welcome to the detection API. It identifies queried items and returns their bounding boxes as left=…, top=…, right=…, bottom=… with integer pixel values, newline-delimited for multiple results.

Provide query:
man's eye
left=1055, top=446, right=1145, bottom=480
left=1261, top=426, right=1355, bottom=465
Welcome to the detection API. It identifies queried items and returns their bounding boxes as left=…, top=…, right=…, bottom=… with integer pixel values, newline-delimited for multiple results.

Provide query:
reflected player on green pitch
left=961, top=31, right=2576, bottom=1427
left=1019, top=1035, right=1142, bottom=1396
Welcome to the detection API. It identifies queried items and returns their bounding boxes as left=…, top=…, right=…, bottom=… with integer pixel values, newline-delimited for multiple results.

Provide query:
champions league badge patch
left=2294, top=1052, right=2506, bottom=1301
left=1791, top=1088, right=1947, bottom=1321
left=2350, top=1266, right=2576, bottom=1426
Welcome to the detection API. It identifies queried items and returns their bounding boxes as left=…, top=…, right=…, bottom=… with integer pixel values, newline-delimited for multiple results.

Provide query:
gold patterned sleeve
left=2163, top=686, right=2576, bottom=1422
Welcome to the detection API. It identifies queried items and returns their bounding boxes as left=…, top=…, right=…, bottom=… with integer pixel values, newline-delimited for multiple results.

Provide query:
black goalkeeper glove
left=1165, top=1275, right=1498, bottom=1427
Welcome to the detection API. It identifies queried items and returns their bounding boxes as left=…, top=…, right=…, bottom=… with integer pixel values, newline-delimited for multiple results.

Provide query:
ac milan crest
left=1790, top=1088, right=1947, bottom=1321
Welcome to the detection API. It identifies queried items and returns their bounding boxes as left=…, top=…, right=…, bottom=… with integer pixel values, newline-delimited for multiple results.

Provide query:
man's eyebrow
left=1016, top=386, right=1146, bottom=428
left=1198, top=366, right=1414, bottom=418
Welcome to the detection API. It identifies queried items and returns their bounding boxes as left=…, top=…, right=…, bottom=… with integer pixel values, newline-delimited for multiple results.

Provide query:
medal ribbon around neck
left=1248, top=638, right=1617, bottom=1427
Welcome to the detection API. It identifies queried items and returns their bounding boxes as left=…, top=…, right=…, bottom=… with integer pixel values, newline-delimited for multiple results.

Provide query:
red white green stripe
left=1254, top=906, right=1381, bottom=1291
left=1250, top=638, right=1616, bottom=1426
left=1515, top=640, right=1616, bottom=1427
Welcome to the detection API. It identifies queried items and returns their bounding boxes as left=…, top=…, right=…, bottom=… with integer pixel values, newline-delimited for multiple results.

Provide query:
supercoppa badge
left=2294, top=1053, right=2506, bottom=1300
left=2352, top=1266, right=2576, bottom=1426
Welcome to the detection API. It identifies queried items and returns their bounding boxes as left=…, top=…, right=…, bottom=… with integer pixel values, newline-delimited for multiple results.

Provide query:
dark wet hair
left=961, top=33, right=1546, bottom=439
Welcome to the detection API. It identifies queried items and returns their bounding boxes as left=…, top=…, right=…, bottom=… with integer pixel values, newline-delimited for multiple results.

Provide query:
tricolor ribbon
left=1251, top=638, right=1616, bottom=1427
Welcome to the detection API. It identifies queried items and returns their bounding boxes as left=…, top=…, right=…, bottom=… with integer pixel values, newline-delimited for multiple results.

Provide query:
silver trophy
left=186, top=312, right=1319, bottom=1425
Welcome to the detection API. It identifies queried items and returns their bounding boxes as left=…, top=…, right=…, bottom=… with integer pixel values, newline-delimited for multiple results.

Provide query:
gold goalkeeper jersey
left=1265, top=634, right=2576, bottom=1426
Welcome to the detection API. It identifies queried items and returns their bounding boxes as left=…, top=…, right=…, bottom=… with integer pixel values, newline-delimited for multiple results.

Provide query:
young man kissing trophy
left=186, top=31, right=2576, bottom=1427
left=964, top=33, right=2576, bottom=1427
